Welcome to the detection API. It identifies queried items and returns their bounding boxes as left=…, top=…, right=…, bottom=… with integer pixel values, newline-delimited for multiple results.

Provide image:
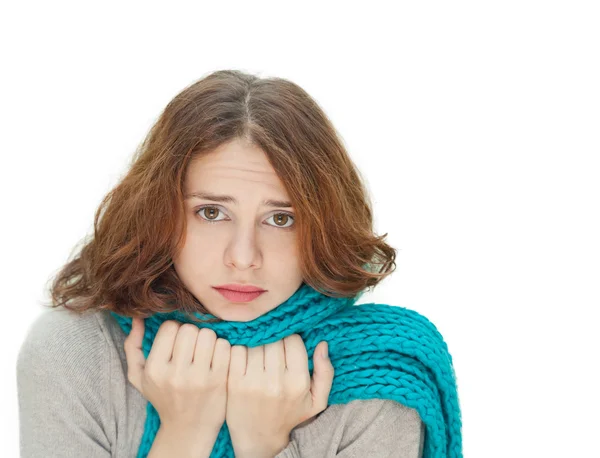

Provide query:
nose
left=224, top=225, right=262, bottom=270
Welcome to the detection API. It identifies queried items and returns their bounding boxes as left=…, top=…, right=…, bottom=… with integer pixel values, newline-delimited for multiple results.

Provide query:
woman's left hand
left=225, top=334, right=334, bottom=458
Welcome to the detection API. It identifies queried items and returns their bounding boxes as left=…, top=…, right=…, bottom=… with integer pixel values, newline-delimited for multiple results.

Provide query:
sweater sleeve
left=274, top=397, right=425, bottom=458
left=16, top=309, right=113, bottom=458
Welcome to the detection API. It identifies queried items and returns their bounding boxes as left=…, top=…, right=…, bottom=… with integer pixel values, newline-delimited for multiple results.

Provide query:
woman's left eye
left=195, top=205, right=295, bottom=229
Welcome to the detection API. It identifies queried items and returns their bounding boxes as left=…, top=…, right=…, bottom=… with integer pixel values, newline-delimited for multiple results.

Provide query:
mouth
left=212, top=287, right=266, bottom=303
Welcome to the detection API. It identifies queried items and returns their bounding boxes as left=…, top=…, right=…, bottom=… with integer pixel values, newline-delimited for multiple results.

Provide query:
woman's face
left=173, top=138, right=304, bottom=322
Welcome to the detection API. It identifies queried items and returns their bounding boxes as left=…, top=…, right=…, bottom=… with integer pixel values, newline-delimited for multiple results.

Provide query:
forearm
left=147, top=424, right=218, bottom=458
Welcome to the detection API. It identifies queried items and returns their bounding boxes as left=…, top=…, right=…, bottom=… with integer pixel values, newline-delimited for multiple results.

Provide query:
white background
left=2, top=1, right=599, bottom=456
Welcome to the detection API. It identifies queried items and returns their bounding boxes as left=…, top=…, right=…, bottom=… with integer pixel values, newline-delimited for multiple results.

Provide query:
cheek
left=183, top=225, right=218, bottom=247
left=265, top=236, right=298, bottom=258
left=271, top=228, right=298, bottom=246
left=175, top=235, right=218, bottom=271
left=266, top=240, right=301, bottom=269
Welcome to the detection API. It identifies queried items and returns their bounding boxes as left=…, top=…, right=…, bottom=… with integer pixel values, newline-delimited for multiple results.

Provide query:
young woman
left=16, top=70, right=430, bottom=458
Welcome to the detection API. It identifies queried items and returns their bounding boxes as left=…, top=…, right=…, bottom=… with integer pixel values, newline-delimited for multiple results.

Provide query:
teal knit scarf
left=110, top=283, right=463, bottom=458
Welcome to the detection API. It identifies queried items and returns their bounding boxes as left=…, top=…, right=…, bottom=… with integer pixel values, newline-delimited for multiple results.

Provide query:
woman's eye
left=196, top=206, right=227, bottom=223
left=195, top=206, right=295, bottom=229
left=266, top=213, right=295, bottom=228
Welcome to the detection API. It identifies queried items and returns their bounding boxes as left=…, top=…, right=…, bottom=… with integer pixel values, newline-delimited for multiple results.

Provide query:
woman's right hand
left=124, top=317, right=231, bottom=437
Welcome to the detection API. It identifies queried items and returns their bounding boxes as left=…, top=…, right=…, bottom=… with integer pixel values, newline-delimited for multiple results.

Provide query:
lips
left=213, top=284, right=266, bottom=293
left=214, top=288, right=265, bottom=303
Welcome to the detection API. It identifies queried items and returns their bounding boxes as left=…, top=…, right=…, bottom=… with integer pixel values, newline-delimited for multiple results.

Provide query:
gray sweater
left=16, top=308, right=425, bottom=457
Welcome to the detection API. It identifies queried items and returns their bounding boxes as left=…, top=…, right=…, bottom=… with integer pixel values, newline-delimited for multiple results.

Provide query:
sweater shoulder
left=16, top=307, right=116, bottom=456
left=17, top=306, right=131, bottom=361
left=17, top=307, right=111, bottom=373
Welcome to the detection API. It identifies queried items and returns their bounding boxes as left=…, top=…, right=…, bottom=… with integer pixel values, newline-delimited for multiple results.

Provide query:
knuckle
left=199, top=327, right=217, bottom=340
left=164, top=371, right=190, bottom=391
left=215, top=338, right=231, bottom=351
left=289, top=378, right=310, bottom=395
left=160, top=320, right=180, bottom=332
left=165, top=376, right=183, bottom=391
left=231, top=344, right=245, bottom=354
left=145, top=363, right=165, bottom=384
left=179, top=323, right=199, bottom=335
left=266, top=383, right=283, bottom=398
left=203, top=375, right=221, bottom=390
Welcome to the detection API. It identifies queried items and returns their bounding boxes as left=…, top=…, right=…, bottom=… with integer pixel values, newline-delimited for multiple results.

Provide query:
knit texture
left=110, top=283, right=463, bottom=458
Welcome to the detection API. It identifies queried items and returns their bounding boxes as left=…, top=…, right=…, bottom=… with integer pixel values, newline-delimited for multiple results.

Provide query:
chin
left=215, top=306, right=261, bottom=322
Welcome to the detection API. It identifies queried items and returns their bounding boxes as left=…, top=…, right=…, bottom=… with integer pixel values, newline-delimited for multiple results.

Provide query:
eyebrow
left=184, top=191, right=293, bottom=208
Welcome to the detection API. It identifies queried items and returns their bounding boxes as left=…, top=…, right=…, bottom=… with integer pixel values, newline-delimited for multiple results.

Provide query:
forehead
left=185, top=140, right=288, bottom=196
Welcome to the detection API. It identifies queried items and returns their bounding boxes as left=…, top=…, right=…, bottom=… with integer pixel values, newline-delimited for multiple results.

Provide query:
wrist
left=155, top=423, right=219, bottom=458
left=234, top=433, right=291, bottom=458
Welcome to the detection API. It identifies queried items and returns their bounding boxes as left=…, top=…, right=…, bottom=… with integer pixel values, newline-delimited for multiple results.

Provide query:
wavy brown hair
left=43, top=69, right=397, bottom=323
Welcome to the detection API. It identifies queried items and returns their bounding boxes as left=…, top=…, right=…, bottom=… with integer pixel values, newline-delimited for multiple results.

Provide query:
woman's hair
left=43, top=69, right=397, bottom=323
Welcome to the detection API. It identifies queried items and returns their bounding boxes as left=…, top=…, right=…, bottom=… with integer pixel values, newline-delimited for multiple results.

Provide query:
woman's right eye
left=195, top=205, right=226, bottom=224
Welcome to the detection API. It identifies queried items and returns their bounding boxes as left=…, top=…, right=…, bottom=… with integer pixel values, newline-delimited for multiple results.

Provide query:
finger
left=264, top=339, right=285, bottom=375
left=123, top=317, right=146, bottom=391
left=146, top=320, right=180, bottom=367
left=211, top=338, right=231, bottom=377
left=172, top=323, right=202, bottom=366
left=283, top=334, right=308, bottom=373
left=311, top=341, right=335, bottom=411
left=229, top=345, right=247, bottom=379
left=247, top=344, right=264, bottom=374
left=192, top=328, right=218, bottom=369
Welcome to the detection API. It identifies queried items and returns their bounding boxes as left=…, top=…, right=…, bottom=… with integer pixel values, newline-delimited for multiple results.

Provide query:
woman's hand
left=225, top=334, right=334, bottom=458
left=124, top=318, right=231, bottom=442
